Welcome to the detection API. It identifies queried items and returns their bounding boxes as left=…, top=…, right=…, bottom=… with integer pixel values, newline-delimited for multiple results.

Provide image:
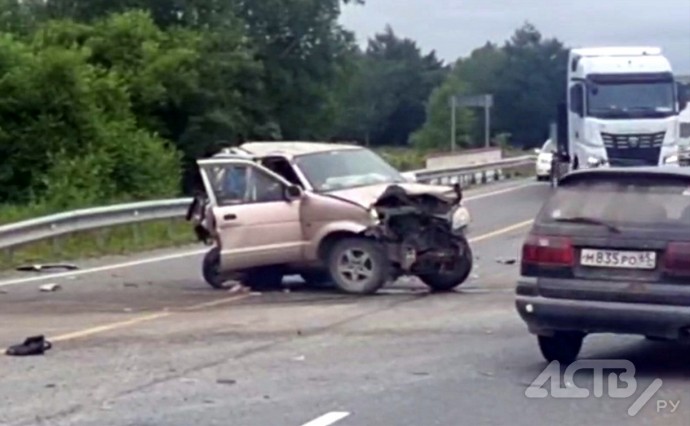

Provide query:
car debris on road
left=5, top=335, right=52, bottom=356
left=39, top=283, right=61, bottom=292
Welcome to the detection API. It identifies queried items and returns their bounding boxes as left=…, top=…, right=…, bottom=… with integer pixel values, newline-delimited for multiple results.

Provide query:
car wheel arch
left=317, top=230, right=368, bottom=261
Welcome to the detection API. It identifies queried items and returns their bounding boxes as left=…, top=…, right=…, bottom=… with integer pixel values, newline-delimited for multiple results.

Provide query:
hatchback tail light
left=663, top=242, right=690, bottom=276
left=522, top=234, right=574, bottom=267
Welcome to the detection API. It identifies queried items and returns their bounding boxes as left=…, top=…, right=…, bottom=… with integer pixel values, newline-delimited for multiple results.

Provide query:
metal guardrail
left=0, top=155, right=535, bottom=251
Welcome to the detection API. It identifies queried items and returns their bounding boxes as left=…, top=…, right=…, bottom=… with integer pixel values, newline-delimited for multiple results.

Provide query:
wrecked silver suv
left=187, top=141, right=473, bottom=295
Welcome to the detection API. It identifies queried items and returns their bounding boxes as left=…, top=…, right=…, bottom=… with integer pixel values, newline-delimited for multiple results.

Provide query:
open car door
left=197, top=157, right=306, bottom=271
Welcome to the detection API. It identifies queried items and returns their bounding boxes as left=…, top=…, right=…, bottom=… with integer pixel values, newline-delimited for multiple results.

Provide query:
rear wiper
left=554, top=216, right=621, bottom=233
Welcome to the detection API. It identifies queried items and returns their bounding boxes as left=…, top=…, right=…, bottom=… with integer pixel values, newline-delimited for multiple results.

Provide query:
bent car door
left=197, top=158, right=305, bottom=271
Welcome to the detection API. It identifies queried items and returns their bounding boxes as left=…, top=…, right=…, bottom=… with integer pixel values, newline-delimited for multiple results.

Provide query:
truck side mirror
left=678, top=82, right=689, bottom=111
left=569, top=84, right=585, bottom=117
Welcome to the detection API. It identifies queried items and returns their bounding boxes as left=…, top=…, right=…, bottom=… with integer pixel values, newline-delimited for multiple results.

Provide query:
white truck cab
left=679, top=75, right=690, bottom=157
left=566, top=47, right=687, bottom=169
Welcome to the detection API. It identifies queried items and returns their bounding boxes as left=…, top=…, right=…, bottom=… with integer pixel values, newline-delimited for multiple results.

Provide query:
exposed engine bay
left=366, top=184, right=472, bottom=276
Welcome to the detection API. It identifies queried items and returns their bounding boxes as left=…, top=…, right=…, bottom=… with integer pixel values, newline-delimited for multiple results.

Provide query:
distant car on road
left=187, top=141, right=473, bottom=295
left=534, top=139, right=555, bottom=181
left=516, top=166, right=690, bottom=363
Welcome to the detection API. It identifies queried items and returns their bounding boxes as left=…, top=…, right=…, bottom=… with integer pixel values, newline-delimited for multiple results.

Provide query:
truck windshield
left=587, top=80, right=676, bottom=119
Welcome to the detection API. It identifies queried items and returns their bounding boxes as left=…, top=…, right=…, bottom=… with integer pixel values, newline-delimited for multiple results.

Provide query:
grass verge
left=0, top=218, right=197, bottom=271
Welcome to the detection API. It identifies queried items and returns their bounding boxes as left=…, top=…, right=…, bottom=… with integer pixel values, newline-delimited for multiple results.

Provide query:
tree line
left=0, top=0, right=568, bottom=212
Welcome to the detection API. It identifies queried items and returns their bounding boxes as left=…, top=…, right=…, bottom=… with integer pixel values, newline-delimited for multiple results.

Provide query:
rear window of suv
left=539, top=174, right=690, bottom=228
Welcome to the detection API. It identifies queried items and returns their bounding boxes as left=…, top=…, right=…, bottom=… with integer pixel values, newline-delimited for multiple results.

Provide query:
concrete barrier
left=425, top=147, right=502, bottom=169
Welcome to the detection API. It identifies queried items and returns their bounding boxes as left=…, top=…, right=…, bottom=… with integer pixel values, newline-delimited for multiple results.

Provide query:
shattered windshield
left=294, top=148, right=405, bottom=192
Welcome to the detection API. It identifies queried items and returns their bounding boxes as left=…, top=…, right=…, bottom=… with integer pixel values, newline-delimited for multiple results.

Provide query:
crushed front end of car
left=365, top=184, right=473, bottom=291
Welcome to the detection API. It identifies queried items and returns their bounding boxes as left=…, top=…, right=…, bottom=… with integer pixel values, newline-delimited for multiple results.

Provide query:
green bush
left=376, top=147, right=427, bottom=171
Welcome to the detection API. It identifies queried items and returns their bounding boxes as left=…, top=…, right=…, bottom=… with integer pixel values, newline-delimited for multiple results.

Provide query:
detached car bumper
left=516, top=280, right=690, bottom=340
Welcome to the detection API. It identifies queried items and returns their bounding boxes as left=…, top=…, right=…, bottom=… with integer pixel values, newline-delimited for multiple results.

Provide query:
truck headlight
left=452, top=206, right=471, bottom=230
left=587, top=156, right=600, bottom=167
left=664, top=154, right=679, bottom=165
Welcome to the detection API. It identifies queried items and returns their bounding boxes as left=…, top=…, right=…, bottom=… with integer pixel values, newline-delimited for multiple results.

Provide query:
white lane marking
left=464, top=181, right=540, bottom=202
left=0, top=179, right=540, bottom=288
left=301, top=412, right=350, bottom=426
left=0, top=248, right=207, bottom=288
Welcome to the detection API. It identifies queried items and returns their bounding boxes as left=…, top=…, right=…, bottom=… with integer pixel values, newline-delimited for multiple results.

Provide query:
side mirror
left=284, top=184, right=303, bottom=201
left=401, top=171, right=417, bottom=183
left=678, top=82, right=688, bottom=111
left=453, top=182, right=463, bottom=203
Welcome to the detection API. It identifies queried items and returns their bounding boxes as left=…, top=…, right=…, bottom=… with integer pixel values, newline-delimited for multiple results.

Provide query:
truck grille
left=602, top=132, right=665, bottom=166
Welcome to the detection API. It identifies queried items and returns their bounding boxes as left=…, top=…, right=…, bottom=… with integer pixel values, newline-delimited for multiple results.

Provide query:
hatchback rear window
left=539, top=175, right=690, bottom=228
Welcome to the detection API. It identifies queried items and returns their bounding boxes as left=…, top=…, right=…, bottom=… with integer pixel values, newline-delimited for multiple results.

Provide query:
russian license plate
left=580, top=249, right=656, bottom=270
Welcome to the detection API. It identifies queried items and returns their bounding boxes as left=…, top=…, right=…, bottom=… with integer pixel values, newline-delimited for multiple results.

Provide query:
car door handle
left=223, top=213, right=237, bottom=220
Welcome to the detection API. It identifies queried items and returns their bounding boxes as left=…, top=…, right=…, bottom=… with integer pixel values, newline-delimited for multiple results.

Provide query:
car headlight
left=451, top=206, right=471, bottom=229
left=369, top=208, right=380, bottom=224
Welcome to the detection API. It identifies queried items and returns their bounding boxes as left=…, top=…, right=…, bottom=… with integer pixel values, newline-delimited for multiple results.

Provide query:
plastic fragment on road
left=39, top=283, right=61, bottom=292
left=227, top=283, right=250, bottom=294
left=5, top=335, right=53, bottom=356
left=496, top=257, right=517, bottom=265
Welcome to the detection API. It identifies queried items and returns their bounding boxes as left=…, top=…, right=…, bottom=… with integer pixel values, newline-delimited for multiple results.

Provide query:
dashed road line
left=301, top=412, right=351, bottom=426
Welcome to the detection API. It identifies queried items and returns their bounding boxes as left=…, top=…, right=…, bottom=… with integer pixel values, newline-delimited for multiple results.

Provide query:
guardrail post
left=132, top=223, right=141, bottom=246
left=96, top=229, right=106, bottom=253
left=166, top=218, right=175, bottom=241
left=51, top=236, right=61, bottom=257
left=4, top=248, right=12, bottom=265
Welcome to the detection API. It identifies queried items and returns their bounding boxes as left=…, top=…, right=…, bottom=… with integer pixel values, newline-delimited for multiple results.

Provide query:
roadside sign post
left=449, top=94, right=494, bottom=150
left=450, top=96, right=457, bottom=151
left=484, top=94, right=491, bottom=148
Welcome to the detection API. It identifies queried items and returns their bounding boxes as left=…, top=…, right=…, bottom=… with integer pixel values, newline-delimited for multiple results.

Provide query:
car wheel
left=242, top=267, right=284, bottom=291
left=300, top=270, right=334, bottom=288
left=538, top=332, right=584, bottom=364
left=328, top=238, right=390, bottom=295
left=202, top=247, right=226, bottom=289
left=418, top=239, right=473, bottom=292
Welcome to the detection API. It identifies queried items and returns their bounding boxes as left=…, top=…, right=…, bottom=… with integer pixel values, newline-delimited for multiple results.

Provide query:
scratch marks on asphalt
left=51, top=294, right=250, bottom=342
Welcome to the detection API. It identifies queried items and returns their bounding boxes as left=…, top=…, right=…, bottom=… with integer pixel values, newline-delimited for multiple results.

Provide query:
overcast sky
left=340, top=0, right=690, bottom=74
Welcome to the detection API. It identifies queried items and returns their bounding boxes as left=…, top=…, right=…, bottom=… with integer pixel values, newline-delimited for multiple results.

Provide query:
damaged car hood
left=325, top=183, right=460, bottom=210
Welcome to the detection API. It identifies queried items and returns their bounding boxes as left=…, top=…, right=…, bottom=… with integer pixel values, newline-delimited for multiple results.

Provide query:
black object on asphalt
left=5, top=335, right=53, bottom=356
left=16, top=263, right=79, bottom=273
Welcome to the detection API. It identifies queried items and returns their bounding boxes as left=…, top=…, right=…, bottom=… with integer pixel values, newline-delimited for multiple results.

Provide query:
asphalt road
left=1, top=178, right=688, bottom=426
